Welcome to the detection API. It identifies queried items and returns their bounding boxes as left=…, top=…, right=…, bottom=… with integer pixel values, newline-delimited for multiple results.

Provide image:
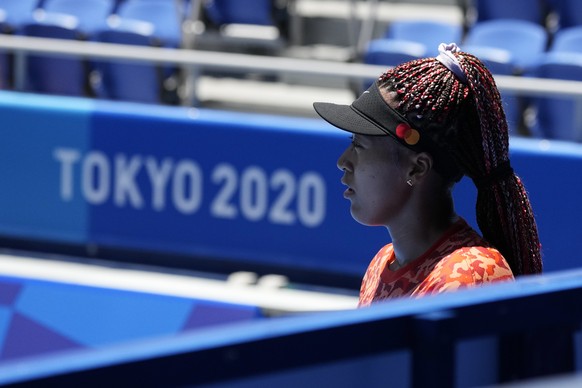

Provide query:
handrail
left=2, top=34, right=582, bottom=99
left=0, top=35, right=385, bottom=83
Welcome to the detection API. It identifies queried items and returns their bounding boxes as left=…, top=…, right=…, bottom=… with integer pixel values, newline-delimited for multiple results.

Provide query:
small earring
left=406, top=179, right=413, bottom=187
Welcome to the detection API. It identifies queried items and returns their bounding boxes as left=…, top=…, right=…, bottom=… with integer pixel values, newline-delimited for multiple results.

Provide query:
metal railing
left=1, top=34, right=582, bottom=139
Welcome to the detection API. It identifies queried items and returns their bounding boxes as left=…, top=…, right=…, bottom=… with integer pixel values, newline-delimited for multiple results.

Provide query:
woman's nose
left=337, top=147, right=351, bottom=172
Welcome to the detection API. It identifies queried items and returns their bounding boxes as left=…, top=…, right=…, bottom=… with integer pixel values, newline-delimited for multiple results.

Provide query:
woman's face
left=337, top=134, right=411, bottom=227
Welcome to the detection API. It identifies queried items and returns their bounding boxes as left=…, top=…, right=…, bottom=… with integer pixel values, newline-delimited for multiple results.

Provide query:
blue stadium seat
left=204, top=0, right=274, bottom=26
left=94, top=18, right=173, bottom=104
left=92, top=0, right=185, bottom=104
left=364, top=39, right=426, bottom=67
left=463, top=19, right=548, bottom=72
left=469, top=0, right=547, bottom=25
left=19, top=1, right=115, bottom=96
left=0, top=0, right=42, bottom=89
left=198, top=0, right=288, bottom=54
left=361, top=39, right=426, bottom=91
left=526, top=52, right=582, bottom=141
left=384, top=20, right=463, bottom=57
left=0, top=0, right=40, bottom=32
left=115, top=0, right=183, bottom=47
left=551, top=0, right=582, bottom=29
left=461, top=45, right=524, bottom=135
left=461, top=46, right=514, bottom=74
left=462, top=19, right=548, bottom=135
left=21, top=12, right=89, bottom=96
left=550, top=25, right=582, bottom=53
left=40, top=0, right=115, bottom=37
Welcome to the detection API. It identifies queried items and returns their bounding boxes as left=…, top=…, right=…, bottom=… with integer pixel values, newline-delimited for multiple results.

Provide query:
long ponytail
left=459, top=53, right=542, bottom=275
left=378, top=52, right=542, bottom=275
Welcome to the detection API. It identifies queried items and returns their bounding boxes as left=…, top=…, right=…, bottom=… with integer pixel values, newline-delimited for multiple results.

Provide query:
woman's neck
left=388, top=191, right=458, bottom=268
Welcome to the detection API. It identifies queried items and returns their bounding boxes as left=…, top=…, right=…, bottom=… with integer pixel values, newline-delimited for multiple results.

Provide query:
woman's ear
left=407, top=152, right=434, bottom=183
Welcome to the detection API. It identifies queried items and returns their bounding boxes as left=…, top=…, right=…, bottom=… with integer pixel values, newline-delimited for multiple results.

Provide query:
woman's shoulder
left=434, top=245, right=514, bottom=283
left=448, top=245, right=504, bottom=261
left=412, top=246, right=514, bottom=297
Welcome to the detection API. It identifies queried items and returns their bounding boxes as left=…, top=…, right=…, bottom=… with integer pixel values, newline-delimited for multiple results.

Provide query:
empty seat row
left=363, top=18, right=582, bottom=142
left=365, top=18, right=582, bottom=76
left=0, top=0, right=120, bottom=34
left=0, top=0, right=289, bottom=103
left=467, top=0, right=582, bottom=31
left=0, top=0, right=185, bottom=103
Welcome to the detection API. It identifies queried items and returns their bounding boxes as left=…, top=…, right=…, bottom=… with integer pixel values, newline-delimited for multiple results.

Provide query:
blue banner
left=0, top=92, right=386, bottom=277
left=0, top=92, right=92, bottom=243
left=0, top=91, right=581, bottom=277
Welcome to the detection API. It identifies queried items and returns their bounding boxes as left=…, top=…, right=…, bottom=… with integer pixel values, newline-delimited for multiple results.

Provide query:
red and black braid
left=378, top=53, right=542, bottom=276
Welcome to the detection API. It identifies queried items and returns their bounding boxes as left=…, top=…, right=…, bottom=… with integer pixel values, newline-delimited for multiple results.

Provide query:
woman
left=313, top=43, right=542, bottom=307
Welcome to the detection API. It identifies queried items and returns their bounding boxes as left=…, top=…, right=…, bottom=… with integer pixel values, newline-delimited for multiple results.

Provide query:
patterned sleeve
left=411, top=246, right=514, bottom=297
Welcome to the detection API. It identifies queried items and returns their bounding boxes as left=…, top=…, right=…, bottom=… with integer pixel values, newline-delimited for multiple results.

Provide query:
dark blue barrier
left=0, top=91, right=580, bottom=285
left=0, top=274, right=262, bottom=363
left=0, top=268, right=580, bottom=387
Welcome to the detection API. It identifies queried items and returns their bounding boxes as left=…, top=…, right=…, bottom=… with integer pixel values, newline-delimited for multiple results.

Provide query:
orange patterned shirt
left=358, top=219, right=514, bottom=307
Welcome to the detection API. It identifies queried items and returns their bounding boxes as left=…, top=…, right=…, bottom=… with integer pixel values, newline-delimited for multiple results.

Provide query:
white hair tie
left=436, top=43, right=468, bottom=84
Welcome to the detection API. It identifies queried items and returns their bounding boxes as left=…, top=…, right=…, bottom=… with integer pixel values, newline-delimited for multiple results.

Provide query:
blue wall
left=0, top=275, right=261, bottom=362
left=0, top=91, right=580, bottom=280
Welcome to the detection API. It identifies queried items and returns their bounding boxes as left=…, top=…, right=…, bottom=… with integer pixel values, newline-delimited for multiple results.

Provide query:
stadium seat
left=40, top=0, right=115, bottom=37
left=204, top=0, right=274, bottom=26
left=115, top=0, right=183, bottom=47
left=525, top=52, right=582, bottom=141
left=0, top=0, right=40, bottom=32
left=363, top=39, right=426, bottom=67
left=551, top=0, right=582, bottom=29
left=468, top=0, right=547, bottom=25
left=360, top=39, right=426, bottom=91
left=463, top=19, right=548, bottom=73
left=197, top=0, right=288, bottom=54
left=94, top=18, right=175, bottom=104
left=21, top=12, right=89, bottom=96
left=97, top=0, right=184, bottom=103
left=384, top=20, right=463, bottom=57
left=461, top=46, right=513, bottom=74
left=461, top=19, right=548, bottom=135
left=550, top=25, right=582, bottom=53
left=459, top=45, right=524, bottom=135
left=14, top=0, right=114, bottom=96
left=0, top=0, right=39, bottom=88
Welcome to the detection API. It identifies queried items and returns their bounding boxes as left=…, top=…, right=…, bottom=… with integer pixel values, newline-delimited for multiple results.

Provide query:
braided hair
left=377, top=52, right=542, bottom=276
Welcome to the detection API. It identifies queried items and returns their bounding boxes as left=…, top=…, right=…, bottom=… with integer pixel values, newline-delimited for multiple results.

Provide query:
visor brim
left=312, top=102, right=388, bottom=136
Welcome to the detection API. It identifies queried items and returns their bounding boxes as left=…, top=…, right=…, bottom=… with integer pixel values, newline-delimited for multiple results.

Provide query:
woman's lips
left=341, top=176, right=353, bottom=198
left=343, top=187, right=354, bottom=198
